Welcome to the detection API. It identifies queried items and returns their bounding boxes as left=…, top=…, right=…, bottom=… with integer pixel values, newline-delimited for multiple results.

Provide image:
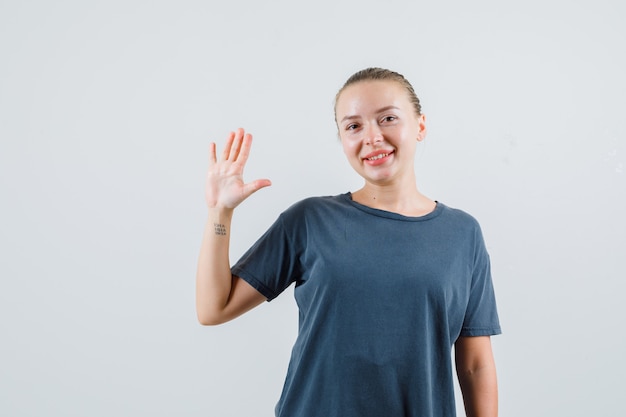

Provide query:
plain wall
left=1, top=0, right=624, bottom=416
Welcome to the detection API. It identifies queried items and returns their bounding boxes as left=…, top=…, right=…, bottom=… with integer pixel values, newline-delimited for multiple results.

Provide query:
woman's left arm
left=455, top=336, right=498, bottom=417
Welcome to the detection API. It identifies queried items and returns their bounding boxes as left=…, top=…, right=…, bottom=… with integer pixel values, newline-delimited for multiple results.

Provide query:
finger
left=242, top=178, right=272, bottom=199
left=221, top=131, right=236, bottom=161
left=228, top=128, right=245, bottom=161
left=236, top=133, right=254, bottom=164
left=208, top=142, right=217, bottom=166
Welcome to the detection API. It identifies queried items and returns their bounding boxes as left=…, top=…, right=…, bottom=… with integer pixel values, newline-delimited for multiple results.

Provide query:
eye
left=381, top=115, right=397, bottom=123
left=345, top=123, right=359, bottom=131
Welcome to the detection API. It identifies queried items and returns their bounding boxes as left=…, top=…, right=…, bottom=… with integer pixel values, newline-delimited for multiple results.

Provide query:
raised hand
left=205, top=128, right=271, bottom=210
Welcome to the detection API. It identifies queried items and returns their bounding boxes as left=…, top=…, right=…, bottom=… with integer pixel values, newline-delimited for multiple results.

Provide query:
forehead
left=336, top=80, right=410, bottom=116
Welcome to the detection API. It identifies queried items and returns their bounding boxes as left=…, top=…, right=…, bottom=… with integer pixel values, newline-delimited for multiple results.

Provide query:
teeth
left=367, top=153, right=388, bottom=161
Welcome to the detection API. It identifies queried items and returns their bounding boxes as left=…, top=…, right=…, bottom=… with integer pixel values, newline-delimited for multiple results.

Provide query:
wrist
left=207, top=206, right=234, bottom=219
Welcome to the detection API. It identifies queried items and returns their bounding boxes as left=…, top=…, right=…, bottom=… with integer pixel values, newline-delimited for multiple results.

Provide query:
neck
left=351, top=182, right=436, bottom=217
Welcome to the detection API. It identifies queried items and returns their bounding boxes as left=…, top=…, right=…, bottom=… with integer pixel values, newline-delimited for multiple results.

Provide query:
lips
left=366, top=153, right=389, bottom=161
left=363, top=150, right=394, bottom=165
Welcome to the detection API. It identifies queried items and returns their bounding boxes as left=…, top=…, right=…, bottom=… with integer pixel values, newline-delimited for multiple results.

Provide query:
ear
left=416, top=114, right=427, bottom=142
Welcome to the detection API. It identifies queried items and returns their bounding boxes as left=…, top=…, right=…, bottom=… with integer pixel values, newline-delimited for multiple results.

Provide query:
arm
left=196, top=128, right=270, bottom=325
left=455, top=336, right=498, bottom=417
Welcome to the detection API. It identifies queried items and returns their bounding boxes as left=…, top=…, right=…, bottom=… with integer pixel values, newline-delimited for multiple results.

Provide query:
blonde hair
left=334, top=67, right=422, bottom=122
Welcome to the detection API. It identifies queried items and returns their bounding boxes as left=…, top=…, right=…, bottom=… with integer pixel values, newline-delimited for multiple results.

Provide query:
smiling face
left=335, top=80, right=426, bottom=187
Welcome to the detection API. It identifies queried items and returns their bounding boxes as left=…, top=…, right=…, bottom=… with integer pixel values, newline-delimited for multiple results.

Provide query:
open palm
left=205, top=128, right=271, bottom=209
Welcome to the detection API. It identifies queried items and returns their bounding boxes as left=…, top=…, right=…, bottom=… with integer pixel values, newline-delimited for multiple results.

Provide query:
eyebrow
left=340, top=105, right=401, bottom=123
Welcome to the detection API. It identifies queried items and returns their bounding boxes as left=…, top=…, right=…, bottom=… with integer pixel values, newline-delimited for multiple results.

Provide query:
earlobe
left=417, top=114, right=427, bottom=142
left=417, top=128, right=427, bottom=142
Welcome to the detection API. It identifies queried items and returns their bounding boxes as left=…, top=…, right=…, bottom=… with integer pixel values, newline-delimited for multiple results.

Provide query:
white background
left=1, top=1, right=624, bottom=416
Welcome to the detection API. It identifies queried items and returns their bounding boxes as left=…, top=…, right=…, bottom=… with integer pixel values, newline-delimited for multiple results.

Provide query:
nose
left=364, top=123, right=383, bottom=145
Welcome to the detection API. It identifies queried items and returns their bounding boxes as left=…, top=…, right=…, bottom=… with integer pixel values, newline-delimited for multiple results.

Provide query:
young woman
left=196, top=68, right=501, bottom=417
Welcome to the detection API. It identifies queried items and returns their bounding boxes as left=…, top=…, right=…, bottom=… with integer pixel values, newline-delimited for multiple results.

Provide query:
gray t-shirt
left=232, top=193, right=501, bottom=417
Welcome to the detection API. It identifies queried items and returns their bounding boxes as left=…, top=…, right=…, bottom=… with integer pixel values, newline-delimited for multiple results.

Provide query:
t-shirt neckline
left=342, top=192, right=444, bottom=222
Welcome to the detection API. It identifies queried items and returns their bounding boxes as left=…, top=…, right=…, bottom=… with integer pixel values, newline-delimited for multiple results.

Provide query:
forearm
left=196, top=208, right=234, bottom=325
left=196, top=129, right=270, bottom=324
left=457, top=361, right=498, bottom=417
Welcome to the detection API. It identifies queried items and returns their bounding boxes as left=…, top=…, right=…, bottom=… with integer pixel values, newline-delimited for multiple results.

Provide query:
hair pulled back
left=334, top=67, right=422, bottom=122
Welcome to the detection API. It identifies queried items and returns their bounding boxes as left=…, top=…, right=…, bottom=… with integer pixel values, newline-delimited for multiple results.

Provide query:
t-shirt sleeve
left=459, top=225, right=502, bottom=337
left=231, top=213, right=303, bottom=301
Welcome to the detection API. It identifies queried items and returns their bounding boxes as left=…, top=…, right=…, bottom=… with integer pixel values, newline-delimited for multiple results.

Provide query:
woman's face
left=335, top=80, right=426, bottom=187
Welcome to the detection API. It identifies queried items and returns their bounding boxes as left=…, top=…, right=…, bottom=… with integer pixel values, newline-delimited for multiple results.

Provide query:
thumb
left=242, top=178, right=272, bottom=198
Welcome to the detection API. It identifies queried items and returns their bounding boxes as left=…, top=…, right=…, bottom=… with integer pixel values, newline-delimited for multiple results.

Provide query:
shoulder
left=262, top=195, right=348, bottom=246
left=436, top=203, right=485, bottom=241
left=439, top=204, right=481, bottom=226
left=280, top=194, right=350, bottom=218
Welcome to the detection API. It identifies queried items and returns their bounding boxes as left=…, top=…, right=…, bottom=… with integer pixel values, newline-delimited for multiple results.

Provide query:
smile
left=363, top=150, right=394, bottom=162
left=367, top=153, right=389, bottom=161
